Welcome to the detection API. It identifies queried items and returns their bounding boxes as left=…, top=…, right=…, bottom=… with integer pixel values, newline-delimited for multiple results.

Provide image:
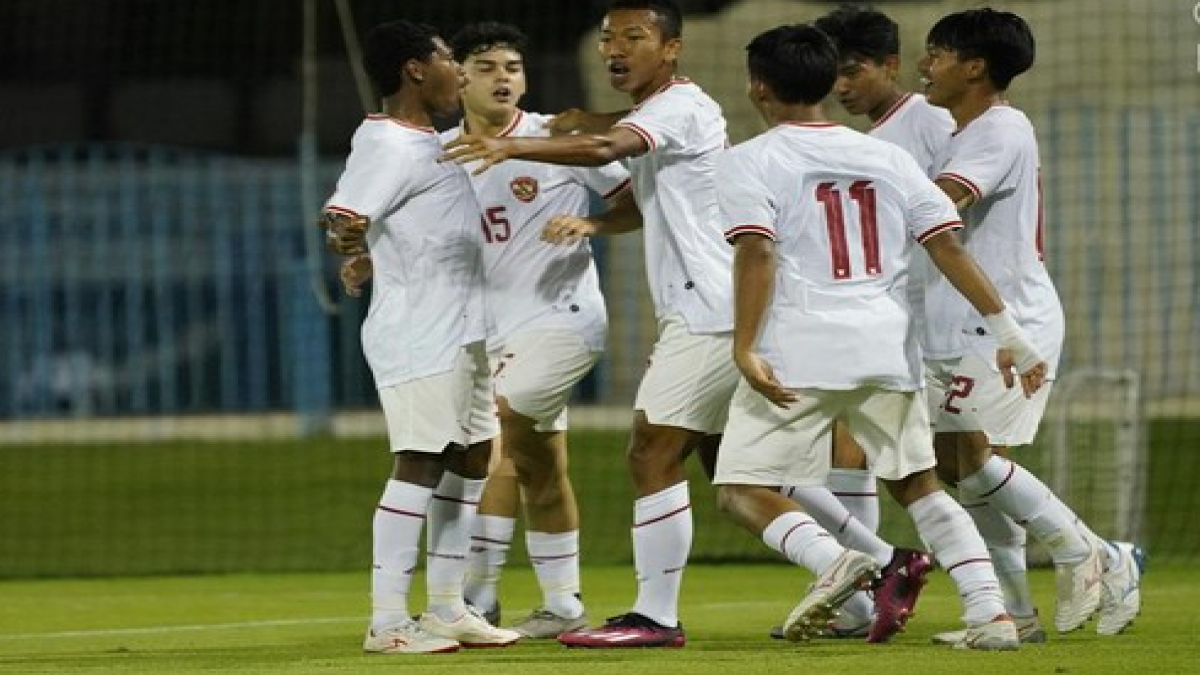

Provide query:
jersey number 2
left=815, top=180, right=880, bottom=280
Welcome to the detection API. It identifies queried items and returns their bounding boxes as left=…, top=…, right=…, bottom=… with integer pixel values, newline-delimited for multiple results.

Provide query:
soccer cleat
left=557, top=612, right=685, bottom=648
left=768, top=614, right=872, bottom=640
left=1054, top=538, right=1105, bottom=633
left=932, top=612, right=1046, bottom=645
left=363, top=619, right=461, bottom=654
left=418, top=607, right=521, bottom=648
left=511, top=608, right=590, bottom=639
left=951, top=614, right=1020, bottom=651
left=868, top=548, right=934, bottom=643
left=782, top=550, right=880, bottom=642
left=1096, top=541, right=1146, bottom=635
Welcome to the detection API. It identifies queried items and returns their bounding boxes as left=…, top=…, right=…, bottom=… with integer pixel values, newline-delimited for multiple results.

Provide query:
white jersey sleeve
left=717, top=148, right=776, bottom=242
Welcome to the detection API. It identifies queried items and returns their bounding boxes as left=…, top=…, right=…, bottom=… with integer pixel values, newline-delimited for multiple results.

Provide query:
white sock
left=425, top=472, right=485, bottom=621
left=761, top=510, right=845, bottom=574
left=1074, top=519, right=1118, bottom=570
left=371, top=479, right=433, bottom=631
left=785, top=484, right=893, bottom=565
left=959, top=486, right=1036, bottom=617
left=527, top=530, right=585, bottom=619
left=629, top=482, right=691, bottom=628
left=828, top=468, right=880, bottom=533
left=907, top=491, right=1005, bottom=626
left=464, top=514, right=515, bottom=613
left=959, top=456, right=1090, bottom=564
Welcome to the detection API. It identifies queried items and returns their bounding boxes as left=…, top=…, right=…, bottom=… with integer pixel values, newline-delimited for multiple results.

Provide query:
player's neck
left=948, top=90, right=1004, bottom=130
left=770, top=104, right=826, bottom=127
left=628, top=69, right=675, bottom=105
left=866, top=87, right=908, bottom=123
left=463, top=108, right=519, bottom=138
left=380, top=94, right=433, bottom=129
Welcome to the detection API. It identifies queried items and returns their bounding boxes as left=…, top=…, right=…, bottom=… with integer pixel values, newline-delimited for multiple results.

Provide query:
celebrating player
left=443, top=20, right=636, bottom=639
left=713, top=22, right=1046, bottom=651
left=444, top=0, right=740, bottom=648
left=917, top=7, right=1144, bottom=638
left=321, top=19, right=519, bottom=654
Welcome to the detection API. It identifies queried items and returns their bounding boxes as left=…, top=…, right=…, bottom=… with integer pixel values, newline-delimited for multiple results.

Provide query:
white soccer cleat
left=1096, top=541, right=1145, bottom=635
left=782, top=550, right=879, bottom=642
left=952, top=614, right=1020, bottom=651
left=1054, top=538, right=1104, bottom=633
left=419, top=607, right=521, bottom=648
left=363, top=619, right=461, bottom=654
left=932, top=612, right=1046, bottom=645
left=511, top=607, right=590, bottom=639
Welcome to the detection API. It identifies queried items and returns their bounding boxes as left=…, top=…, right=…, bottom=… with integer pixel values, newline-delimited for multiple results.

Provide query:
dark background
left=0, top=0, right=749, bottom=155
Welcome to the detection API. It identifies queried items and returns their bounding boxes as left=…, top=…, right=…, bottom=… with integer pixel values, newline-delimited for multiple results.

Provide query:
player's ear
left=405, top=58, right=425, bottom=85
left=882, top=54, right=901, bottom=79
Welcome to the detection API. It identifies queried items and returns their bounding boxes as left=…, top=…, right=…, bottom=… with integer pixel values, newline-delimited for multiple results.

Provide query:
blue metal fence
left=0, top=144, right=370, bottom=421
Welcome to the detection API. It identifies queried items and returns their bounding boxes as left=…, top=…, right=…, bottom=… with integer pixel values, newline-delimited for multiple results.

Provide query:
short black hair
left=449, top=21, right=528, bottom=63
left=363, top=20, right=441, bottom=98
left=926, top=8, right=1035, bottom=90
left=746, top=24, right=838, bottom=105
left=813, top=4, right=899, bottom=64
left=607, top=0, right=683, bottom=41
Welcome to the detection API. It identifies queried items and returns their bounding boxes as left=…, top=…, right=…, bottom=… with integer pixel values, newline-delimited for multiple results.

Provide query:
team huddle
left=319, top=0, right=1145, bottom=656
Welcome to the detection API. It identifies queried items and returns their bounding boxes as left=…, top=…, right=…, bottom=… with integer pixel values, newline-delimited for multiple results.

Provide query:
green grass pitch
left=0, top=563, right=1191, bottom=674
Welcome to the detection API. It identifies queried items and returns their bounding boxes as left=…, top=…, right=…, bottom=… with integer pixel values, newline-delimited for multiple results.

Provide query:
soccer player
left=320, top=19, right=520, bottom=654
left=444, top=0, right=740, bottom=648
left=918, top=8, right=1143, bottom=637
left=442, top=21, right=636, bottom=639
left=714, top=22, right=1048, bottom=651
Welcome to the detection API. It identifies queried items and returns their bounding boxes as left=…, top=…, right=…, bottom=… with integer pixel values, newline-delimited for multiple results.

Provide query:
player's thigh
left=930, top=353, right=1053, bottom=447
left=634, top=314, right=738, bottom=434
left=493, top=330, right=600, bottom=433
left=464, top=341, right=500, bottom=445
left=714, top=381, right=836, bottom=487
left=379, top=350, right=477, bottom=453
left=844, top=387, right=936, bottom=481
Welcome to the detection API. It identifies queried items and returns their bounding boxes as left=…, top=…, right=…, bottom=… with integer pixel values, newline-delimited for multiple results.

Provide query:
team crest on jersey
left=510, top=176, right=538, bottom=203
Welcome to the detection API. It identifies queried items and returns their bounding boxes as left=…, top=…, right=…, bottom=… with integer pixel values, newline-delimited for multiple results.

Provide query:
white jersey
left=441, top=111, right=629, bottom=351
left=869, top=93, right=955, bottom=359
left=870, top=93, right=954, bottom=178
left=719, top=122, right=961, bottom=390
left=615, top=77, right=733, bottom=333
left=925, top=105, right=1065, bottom=370
left=325, top=114, right=486, bottom=388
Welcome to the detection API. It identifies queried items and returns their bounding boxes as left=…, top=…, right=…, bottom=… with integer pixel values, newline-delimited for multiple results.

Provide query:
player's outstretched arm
left=441, top=126, right=646, bottom=175
left=544, top=108, right=629, bottom=136
left=922, top=230, right=1046, bottom=396
left=732, top=234, right=796, bottom=408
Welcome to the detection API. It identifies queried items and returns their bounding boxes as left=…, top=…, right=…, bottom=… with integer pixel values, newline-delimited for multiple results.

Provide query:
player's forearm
left=593, top=191, right=643, bottom=235
left=924, top=232, right=1005, bottom=316
left=732, top=237, right=776, bottom=355
left=508, top=135, right=624, bottom=166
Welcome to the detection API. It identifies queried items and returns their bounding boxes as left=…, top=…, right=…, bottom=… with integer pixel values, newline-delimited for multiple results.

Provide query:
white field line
left=0, top=616, right=362, bottom=640
left=0, top=600, right=777, bottom=641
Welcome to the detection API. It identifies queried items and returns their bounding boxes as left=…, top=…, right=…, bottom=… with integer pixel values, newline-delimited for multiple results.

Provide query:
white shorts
left=927, top=354, right=1053, bottom=447
left=714, top=381, right=935, bottom=486
left=491, top=330, right=601, bottom=432
left=378, top=343, right=498, bottom=454
left=634, top=314, right=738, bottom=434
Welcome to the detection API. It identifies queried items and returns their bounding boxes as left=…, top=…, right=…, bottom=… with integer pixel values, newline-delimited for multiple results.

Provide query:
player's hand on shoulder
left=541, top=215, right=596, bottom=244
left=339, top=253, right=373, bottom=298
left=441, top=134, right=509, bottom=174
left=734, top=351, right=797, bottom=408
